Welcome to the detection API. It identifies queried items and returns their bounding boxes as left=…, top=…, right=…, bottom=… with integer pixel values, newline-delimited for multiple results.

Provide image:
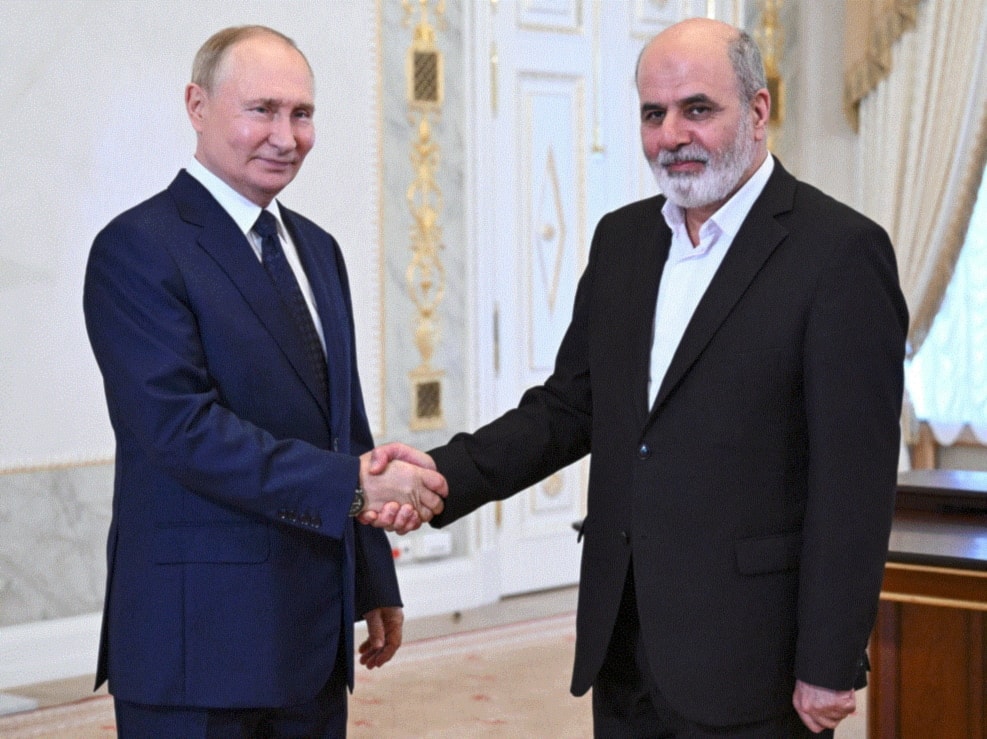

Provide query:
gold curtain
left=843, top=0, right=923, bottom=131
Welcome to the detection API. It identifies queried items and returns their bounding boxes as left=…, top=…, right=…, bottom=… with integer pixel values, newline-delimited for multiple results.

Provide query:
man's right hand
left=357, top=446, right=446, bottom=534
left=358, top=443, right=442, bottom=534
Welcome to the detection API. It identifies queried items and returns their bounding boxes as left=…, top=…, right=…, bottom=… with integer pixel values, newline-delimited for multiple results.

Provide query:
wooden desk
left=870, top=470, right=987, bottom=739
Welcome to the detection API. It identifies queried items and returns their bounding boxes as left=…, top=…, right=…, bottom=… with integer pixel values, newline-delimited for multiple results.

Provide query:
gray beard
left=649, top=120, right=758, bottom=210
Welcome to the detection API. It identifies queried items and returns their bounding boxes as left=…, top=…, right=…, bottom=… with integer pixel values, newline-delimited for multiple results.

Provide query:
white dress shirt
left=648, top=155, right=775, bottom=408
left=186, top=158, right=326, bottom=352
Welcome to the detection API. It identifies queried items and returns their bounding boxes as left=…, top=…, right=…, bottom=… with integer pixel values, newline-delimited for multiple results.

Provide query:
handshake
left=356, top=443, right=447, bottom=535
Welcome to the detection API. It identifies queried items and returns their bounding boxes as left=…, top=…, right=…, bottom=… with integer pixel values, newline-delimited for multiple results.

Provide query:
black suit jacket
left=431, top=160, right=907, bottom=726
left=84, top=171, right=400, bottom=708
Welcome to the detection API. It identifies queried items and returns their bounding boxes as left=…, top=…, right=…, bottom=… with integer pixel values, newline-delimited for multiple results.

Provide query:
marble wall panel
left=379, top=1, right=470, bottom=557
left=380, top=1, right=468, bottom=450
left=0, top=464, right=112, bottom=627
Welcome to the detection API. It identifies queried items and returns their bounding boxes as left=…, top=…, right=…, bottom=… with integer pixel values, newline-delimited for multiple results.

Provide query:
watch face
left=349, top=489, right=365, bottom=517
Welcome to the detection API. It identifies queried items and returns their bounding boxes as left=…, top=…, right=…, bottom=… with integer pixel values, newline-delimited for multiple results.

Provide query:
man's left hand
left=793, top=679, right=856, bottom=732
left=359, top=606, right=404, bottom=669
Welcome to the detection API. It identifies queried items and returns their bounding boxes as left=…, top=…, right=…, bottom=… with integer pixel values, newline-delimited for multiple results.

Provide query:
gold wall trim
left=881, top=561, right=987, bottom=611
left=404, top=0, right=448, bottom=431
left=880, top=592, right=987, bottom=612
left=886, top=562, right=987, bottom=579
left=0, top=456, right=114, bottom=476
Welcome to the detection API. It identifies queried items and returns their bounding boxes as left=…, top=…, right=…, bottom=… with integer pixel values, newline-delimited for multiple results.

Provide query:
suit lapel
left=649, top=163, right=796, bottom=418
left=168, top=172, right=332, bottom=424
left=626, top=208, right=672, bottom=430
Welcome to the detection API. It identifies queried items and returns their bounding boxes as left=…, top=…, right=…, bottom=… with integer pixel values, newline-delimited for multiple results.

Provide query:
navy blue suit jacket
left=430, top=161, right=908, bottom=726
left=83, top=170, right=399, bottom=708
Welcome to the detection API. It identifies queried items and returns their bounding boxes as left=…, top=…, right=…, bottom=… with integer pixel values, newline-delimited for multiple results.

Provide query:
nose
left=268, top=114, right=296, bottom=151
left=656, top=111, right=691, bottom=151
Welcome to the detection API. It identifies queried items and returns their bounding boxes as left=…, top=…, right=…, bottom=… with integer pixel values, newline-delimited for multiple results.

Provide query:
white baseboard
left=0, top=555, right=498, bottom=690
left=0, top=612, right=101, bottom=690
left=393, top=552, right=500, bottom=619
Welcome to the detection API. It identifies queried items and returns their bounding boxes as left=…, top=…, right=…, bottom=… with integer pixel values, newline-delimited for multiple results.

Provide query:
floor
left=1, top=584, right=867, bottom=738
left=2, top=585, right=580, bottom=711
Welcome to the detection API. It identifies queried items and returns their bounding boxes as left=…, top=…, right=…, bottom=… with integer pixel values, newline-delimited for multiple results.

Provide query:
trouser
left=114, top=647, right=348, bottom=738
left=592, top=566, right=833, bottom=739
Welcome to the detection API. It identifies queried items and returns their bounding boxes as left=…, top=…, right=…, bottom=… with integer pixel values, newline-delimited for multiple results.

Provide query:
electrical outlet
left=413, top=531, right=453, bottom=560
left=390, top=538, right=414, bottom=563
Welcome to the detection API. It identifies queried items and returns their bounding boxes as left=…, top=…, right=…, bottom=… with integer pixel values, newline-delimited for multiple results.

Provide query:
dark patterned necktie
left=253, top=210, right=329, bottom=403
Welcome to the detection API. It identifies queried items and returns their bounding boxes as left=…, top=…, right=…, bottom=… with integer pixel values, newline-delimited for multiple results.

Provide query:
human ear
left=185, top=83, right=208, bottom=133
left=751, top=88, right=771, bottom=140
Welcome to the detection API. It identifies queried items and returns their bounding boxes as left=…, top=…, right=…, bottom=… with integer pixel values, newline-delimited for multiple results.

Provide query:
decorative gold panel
left=403, top=0, right=447, bottom=431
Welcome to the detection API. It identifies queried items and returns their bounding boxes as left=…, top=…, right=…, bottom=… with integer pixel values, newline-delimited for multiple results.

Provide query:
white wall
left=0, top=0, right=383, bottom=470
left=780, top=1, right=859, bottom=203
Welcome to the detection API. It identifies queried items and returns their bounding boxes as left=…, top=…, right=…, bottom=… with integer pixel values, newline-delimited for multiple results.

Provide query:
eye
left=641, top=109, right=665, bottom=124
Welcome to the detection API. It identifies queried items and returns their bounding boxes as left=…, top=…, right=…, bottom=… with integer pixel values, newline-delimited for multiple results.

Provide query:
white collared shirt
left=186, top=158, right=325, bottom=351
left=647, top=155, right=775, bottom=408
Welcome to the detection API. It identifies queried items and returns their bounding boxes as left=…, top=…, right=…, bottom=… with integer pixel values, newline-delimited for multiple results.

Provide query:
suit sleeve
left=429, top=219, right=601, bottom=526
left=795, top=219, right=907, bottom=689
left=334, top=244, right=402, bottom=613
left=84, top=215, right=358, bottom=541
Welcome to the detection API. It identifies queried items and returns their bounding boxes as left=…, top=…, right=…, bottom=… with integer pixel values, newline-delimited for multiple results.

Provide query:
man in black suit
left=368, top=17, right=907, bottom=737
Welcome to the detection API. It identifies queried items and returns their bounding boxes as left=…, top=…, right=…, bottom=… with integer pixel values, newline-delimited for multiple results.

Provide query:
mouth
left=659, top=156, right=708, bottom=176
left=256, top=157, right=297, bottom=170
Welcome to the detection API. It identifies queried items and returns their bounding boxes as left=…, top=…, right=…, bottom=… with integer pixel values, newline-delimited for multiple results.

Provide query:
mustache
left=657, top=146, right=710, bottom=167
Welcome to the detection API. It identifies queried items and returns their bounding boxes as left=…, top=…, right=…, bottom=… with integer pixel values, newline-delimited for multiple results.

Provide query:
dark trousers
left=113, top=648, right=348, bottom=738
left=592, top=566, right=833, bottom=739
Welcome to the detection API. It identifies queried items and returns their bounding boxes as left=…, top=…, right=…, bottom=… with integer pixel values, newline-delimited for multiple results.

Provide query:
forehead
left=217, top=36, right=314, bottom=98
left=636, top=33, right=736, bottom=104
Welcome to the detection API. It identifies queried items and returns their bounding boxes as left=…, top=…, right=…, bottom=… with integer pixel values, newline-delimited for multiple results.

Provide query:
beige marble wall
left=0, top=465, right=112, bottom=627
left=380, top=0, right=468, bottom=451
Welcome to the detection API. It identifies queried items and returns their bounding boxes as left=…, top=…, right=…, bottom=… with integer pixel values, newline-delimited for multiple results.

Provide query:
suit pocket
left=735, top=531, right=801, bottom=575
left=153, top=521, right=271, bottom=563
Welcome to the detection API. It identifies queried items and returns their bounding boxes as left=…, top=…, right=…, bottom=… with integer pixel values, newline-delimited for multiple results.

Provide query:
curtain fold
left=852, top=0, right=987, bottom=450
left=843, top=0, right=922, bottom=131
left=855, top=0, right=987, bottom=355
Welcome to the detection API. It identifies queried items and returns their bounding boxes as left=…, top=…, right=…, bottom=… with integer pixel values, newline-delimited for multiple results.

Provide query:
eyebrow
left=640, top=93, right=718, bottom=114
left=247, top=97, right=315, bottom=113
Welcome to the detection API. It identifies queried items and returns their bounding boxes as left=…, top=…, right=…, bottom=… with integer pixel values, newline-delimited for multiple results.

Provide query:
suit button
left=637, top=444, right=651, bottom=460
left=621, top=531, right=630, bottom=544
left=333, top=437, right=339, bottom=452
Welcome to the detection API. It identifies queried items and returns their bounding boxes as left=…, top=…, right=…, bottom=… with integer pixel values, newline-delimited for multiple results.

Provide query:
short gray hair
left=191, top=25, right=312, bottom=93
left=728, top=29, right=767, bottom=104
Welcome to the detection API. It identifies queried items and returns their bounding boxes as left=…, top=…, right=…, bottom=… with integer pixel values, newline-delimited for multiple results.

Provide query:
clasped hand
left=357, top=443, right=445, bottom=534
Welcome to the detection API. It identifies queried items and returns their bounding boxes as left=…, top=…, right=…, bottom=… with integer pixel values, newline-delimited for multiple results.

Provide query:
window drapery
left=907, top=162, right=987, bottom=444
left=849, top=0, right=987, bottom=451
left=843, top=0, right=922, bottom=132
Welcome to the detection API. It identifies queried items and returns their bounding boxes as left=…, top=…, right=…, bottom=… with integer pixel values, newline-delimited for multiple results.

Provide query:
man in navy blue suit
left=83, top=25, right=446, bottom=738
